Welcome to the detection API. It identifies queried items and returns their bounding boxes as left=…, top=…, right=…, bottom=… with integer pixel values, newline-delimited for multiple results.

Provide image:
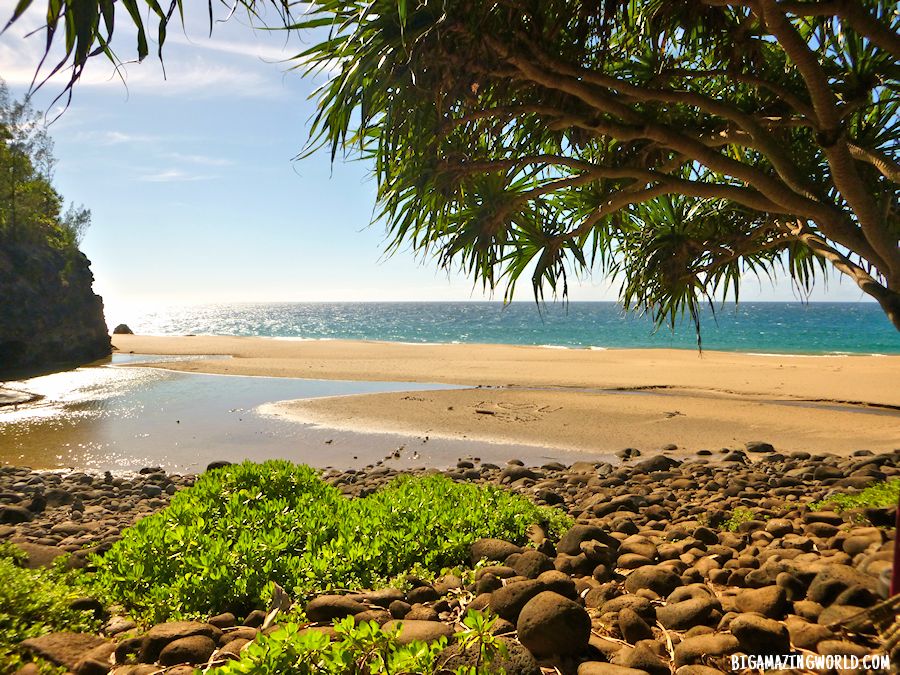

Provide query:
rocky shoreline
left=1, top=446, right=898, bottom=674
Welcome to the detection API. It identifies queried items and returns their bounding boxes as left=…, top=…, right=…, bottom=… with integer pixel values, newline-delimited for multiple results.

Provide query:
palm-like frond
left=5, top=0, right=900, bottom=333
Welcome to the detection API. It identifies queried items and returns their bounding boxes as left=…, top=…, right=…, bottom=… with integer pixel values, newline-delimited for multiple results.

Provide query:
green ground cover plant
left=811, top=479, right=900, bottom=515
left=0, top=545, right=99, bottom=674
left=94, top=461, right=570, bottom=623
left=722, top=507, right=763, bottom=532
left=210, top=611, right=505, bottom=675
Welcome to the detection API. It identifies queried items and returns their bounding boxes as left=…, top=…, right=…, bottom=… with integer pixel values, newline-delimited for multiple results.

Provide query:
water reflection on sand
left=0, top=355, right=609, bottom=473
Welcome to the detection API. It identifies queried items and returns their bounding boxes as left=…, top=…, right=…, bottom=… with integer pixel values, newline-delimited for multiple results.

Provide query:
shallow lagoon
left=0, top=355, right=611, bottom=473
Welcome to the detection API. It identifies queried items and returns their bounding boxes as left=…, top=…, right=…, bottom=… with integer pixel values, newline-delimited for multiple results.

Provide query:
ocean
left=111, top=301, right=900, bottom=355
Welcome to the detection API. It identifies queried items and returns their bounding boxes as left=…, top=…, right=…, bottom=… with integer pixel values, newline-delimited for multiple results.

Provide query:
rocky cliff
left=0, top=242, right=110, bottom=376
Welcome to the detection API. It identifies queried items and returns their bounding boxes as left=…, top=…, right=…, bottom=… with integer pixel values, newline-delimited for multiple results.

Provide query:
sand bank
left=112, top=335, right=900, bottom=456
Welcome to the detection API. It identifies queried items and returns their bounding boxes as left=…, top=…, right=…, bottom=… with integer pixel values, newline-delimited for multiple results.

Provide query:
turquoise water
left=115, top=302, right=899, bottom=355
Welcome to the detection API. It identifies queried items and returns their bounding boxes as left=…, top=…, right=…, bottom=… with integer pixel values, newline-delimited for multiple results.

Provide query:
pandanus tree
left=5, top=0, right=900, bottom=335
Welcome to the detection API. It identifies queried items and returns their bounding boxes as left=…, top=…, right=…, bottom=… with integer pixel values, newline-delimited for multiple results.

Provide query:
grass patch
left=810, top=479, right=900, bottom=514
left=723, top=507, right=763, bottom=532
left=0, top=545, right=99, bottom=674
left=94, top=461, right=571, bottom=623
left=209, top=612, right=503, bottom=674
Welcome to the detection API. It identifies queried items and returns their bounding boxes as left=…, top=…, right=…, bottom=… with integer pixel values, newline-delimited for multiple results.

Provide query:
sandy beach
left=109, top=335, right=900, bottom=456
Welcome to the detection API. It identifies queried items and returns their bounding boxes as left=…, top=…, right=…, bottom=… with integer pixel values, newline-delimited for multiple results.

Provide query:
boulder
left=601, top=594, right=657, bottom=624
left=407, top=585, right=439, bottom=604
left=382, top=620, right=453, bottom=644
left=674, top=667, right=729, bottom=675
left=557, top=525, right=618, bottom=555
left=113, top=324, right=134, bottom=334
left=0, top=505, right=32, bottom=524
left=536, top=570, right=577, bottom=599
left=489, top=580, right=545, bottom=622
left=513, top=549, right=554, bottom=578
left=624, top=565, right=683, bottom=597
left=500, top=466, right=538, bottom=483
left=729, top=613, right=790, bottom=655
left=355, top=588, right=406, bottom=608
left=306, top=595, right=368, bottom=622
left=208, top=613, right=236, bottom=629
left=158, top=636, right=217, bottom=666
left=784, top=616, right=834, bottom=650
left=578, top=664, right=649, bottom=675
left=816, top=639, right=871, bottom=658
left=440, top=637, right=541, bottom=675
left=12, top=542, right=66, bottom=568
left=516, top=591, right=591, bottom=658
left=631, top=455, right=680, bottom=473
left=734, top=585, right=787, bottom=618
left=470, top=538, right=522, bottom=563
left=21, top=633, right=109, bottom=671
left=656, top=597, right=718, bottom=630
left=618, top=607, right=654, bottom=643
left=674, top=634, right=739, bottom=667
left=220, top=628, right=260, bottom=645
left=75, top=657, right=112, bottom=675
left=806, top=565, right=877, bottom=606
left=618, top=642, right=670, bottom=675
left=218, top=638, right=250, bottom=658
left=139, top=621, right=222, bottom=663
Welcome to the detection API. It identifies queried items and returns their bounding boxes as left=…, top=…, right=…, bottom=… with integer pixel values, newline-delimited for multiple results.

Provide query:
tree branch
left=559, top=176, right=790, bottom=244
left=841, top=1, right=900, bottom=60
left=689, top=228, right=795, bottom=276
left=789, top=222, right=900, bottom=329
left=437, top=155, right=641, bottom=178
left=755, top=0, right=841, bottom=128
left=658, top=69, right=816, bottom=120
left=438, top=104, right=569, bottom=138
left=848, top=143, right=900, bottom=184
left=524, top=47, right=819, bottom=201
left=757, top=0, right=899, bottom=279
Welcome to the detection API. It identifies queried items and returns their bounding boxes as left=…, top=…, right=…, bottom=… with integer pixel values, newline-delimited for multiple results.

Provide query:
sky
left=0, top=1, right=877, bottom=318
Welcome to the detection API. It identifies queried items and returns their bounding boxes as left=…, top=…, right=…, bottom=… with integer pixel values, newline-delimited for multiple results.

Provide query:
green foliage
left=0, top=81, right=90, bottom=254
left=208, top=611, right=505, bottom=674
left=0, top=547, right=100, bottom=674
left=451, top=609, right=508, bottom=675
left=93, top=461, right=570, bottom=623
left=811, top=479, right=900, bottom=515
left=723, top=507, right=760, bottom=532
left=285, top=0, right=898, bottom=333
left=8, top=2, right=900, bottom=330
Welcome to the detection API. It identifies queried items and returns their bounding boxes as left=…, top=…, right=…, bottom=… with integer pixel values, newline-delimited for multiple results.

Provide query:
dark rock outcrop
left=0, top=242, right=110, bottom=375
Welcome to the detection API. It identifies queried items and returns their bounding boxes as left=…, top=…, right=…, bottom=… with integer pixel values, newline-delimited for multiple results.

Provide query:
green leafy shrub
left=723, top=507, right=759, bottom=532
left=94, top=461, right=570, bottom=622
left=811, top=479, right=900, bottom=515
left=209, top=611, right=505, bottom=675
left=0, top=548, right=100, bottom=673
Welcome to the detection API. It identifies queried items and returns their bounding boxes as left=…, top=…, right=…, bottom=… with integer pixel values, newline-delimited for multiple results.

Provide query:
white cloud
left=139, top=168, right=214, bottom=182
left=0, top=7, right=296, bottom=99
left=164, top=152, right=234, bottom=166
left=72, top=130, right=166, bottom=145
left=73, top=57, right=285, bottom=98
left=165, top=33, right=302, bottom=64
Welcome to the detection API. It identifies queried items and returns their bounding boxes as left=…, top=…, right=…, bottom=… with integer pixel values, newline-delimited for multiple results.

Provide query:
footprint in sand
left=472, top=401, right=562, bottom=423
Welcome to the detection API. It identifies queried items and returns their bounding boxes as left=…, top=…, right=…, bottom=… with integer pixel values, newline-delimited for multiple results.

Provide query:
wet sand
left=112, top=335, right=900, bottom=456
left=0, top=354, right=613, bottom=472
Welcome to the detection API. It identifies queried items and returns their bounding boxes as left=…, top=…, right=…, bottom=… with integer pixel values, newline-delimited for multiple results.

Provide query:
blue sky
left=0, top=2, right=875, bottom=316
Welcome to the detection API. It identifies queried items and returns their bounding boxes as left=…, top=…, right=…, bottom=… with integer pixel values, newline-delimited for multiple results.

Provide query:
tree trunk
left=876, top=287, right=900, bottom=333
